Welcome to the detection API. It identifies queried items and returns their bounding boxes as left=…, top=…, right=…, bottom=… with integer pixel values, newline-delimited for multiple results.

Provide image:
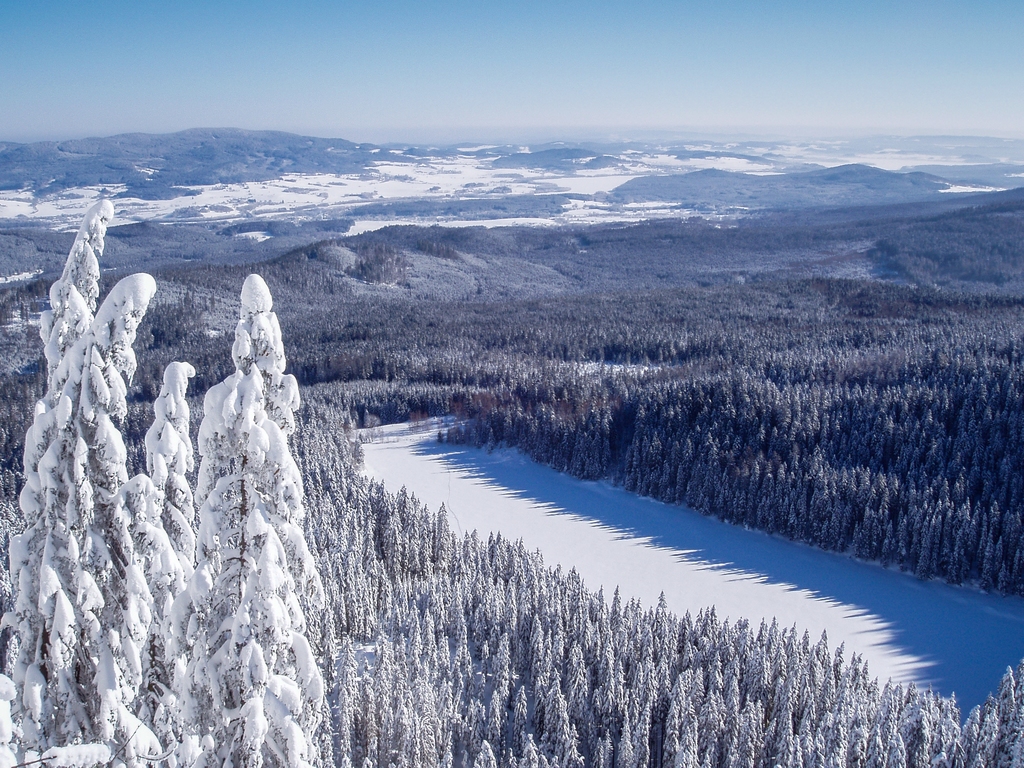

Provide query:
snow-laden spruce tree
left=146, top=361, right=197, bottom=579
left=172, top=275, right=323, bottom=768
left=128, top=362, right=196, bottom=756
left=8, top=200, right=162, bottom=762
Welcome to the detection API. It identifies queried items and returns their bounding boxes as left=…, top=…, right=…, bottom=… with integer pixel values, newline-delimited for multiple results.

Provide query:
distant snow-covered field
left=361, top=422, right=1024, bottom=712
left=0, top=152, right=690, bottom=231
left=2, top=137, right=1018, bottom=236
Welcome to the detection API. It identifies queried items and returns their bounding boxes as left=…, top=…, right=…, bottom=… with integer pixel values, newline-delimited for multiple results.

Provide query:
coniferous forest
left=1, top=199, right=1024, bottom=766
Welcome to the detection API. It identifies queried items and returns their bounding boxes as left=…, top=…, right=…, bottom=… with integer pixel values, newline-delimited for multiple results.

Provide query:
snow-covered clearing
left=764, top=144, right=985, bottom=172
left=232, top=231, right=272, bottom=242
left=940, top=184, right=1005, bottom=194
left=0, top=269, right=42, bottom=284
left=0, top=166, right=678, bottom=232
left=346, top=217, right=560, bottom=236
left=361, top=422, right=1024, bottom=712
left=344, top=201, right=701, bottom=234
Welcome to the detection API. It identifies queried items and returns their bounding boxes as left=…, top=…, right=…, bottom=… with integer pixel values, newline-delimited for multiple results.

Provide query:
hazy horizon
left=2, top=1, right=1022, bottom=144
left=5, top=126, right=1024, bottom=150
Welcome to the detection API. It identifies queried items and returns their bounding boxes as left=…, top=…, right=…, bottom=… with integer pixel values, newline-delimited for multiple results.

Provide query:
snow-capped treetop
left=232, top=273, right=299, bottom=436
left=41, top=199, right=114, bottom=379
left=240, top=273, right=273, bottom=315
left=233, top=274, right=282, bottom=375
left=146, top=362, right=196, bottom=489
left=80, top=198, right=116, bottom=243
left=90, top=273, right=157, bottom=405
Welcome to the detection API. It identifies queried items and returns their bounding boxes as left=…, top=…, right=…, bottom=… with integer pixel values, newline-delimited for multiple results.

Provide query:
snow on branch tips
left=146, top=361, right=197, bottom=578
left=8, top=201, right=165, bottom=762
left=173, top=274, right=323, bottom=768
left=135, top=361, right=196, bottom=752
left=41, top=199, right=113, bottom=379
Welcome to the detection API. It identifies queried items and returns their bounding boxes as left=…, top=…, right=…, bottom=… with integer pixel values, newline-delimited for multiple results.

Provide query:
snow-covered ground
left=346, top=217, right=560, bottom=236
left=939, top=184, right=1004, bottom=194
left=0, top=153, right=683, bottom=231
left=361, top=422, right=1024, bottom=712
left=0, top=269, right=41, bottom=284
left=762, top=142, right=1013, bottom=172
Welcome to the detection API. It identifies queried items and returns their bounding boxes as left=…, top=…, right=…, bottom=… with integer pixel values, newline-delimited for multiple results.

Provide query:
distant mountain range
left=0, top=129, right=383, bottom=198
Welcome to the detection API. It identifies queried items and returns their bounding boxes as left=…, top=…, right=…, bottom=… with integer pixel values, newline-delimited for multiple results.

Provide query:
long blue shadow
left=415, top=438, right=1024, bottom=713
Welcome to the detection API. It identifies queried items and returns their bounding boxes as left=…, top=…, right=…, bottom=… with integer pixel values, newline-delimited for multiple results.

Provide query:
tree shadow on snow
left=415, top=438, right=1024, bottom=713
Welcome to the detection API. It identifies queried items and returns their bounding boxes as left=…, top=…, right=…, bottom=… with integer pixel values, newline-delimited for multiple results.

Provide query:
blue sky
left=1, top=0, right=1022, bottom=142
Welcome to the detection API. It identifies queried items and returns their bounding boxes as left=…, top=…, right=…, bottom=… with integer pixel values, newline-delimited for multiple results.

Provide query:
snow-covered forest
left=3, top=202, right=1024, bottom=768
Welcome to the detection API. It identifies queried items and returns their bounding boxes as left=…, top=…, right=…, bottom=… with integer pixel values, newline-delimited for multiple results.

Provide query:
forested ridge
left=129, top=267, right=1024, bottom=598
left=7, top=270, right=1024, bottom=600
left=440, top=283, right=1024, bottom=594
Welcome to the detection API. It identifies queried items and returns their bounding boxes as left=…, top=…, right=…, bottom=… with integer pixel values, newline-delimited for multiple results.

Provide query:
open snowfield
left=762, top=141, right=1020, bottom=172
left=0, top=171, right=676, bottom=231
left=4, top=138, right=1017, bottom=233
left=0, top=152, right=685, bottom=231
left=361, top=422, right=1024, bottom=712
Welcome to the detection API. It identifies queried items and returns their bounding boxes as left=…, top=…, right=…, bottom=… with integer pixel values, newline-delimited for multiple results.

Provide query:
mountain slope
left=613, top=164, right=961, bottom=209
left=0, top=128, right=384, bottom=197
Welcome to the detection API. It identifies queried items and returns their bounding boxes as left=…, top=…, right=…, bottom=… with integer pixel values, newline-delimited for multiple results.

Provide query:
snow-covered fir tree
left=146, top=361, right=197, bottom=579
left=128, top=361, right=196, bottom=756
left=172, top=275, right=323, bottom=768
left=9, top=198, right=162, bottom=760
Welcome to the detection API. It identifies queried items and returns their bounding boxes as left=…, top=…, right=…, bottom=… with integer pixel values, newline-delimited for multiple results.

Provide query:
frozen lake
left=360, top=422, right=1024, bottom=712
